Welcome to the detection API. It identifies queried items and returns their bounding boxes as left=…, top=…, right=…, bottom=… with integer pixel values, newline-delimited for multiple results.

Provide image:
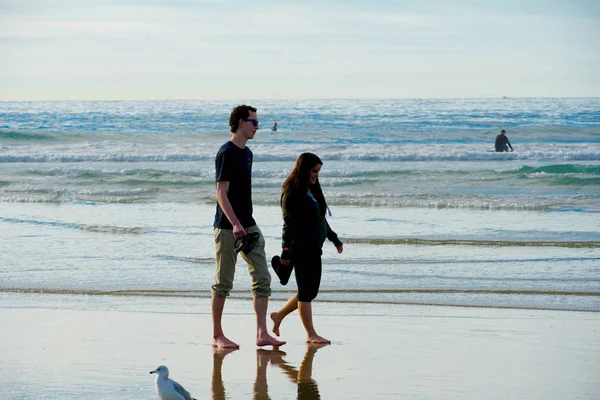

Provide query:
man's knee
left=243, top=231, right=271, bottom=296
left=214, top=227, right=237, bottom=296
left=213, top=262, right=235, bottom=295
left=252, top=273, right=271, bottom=297
left=211, top=281, right=233, bottom=297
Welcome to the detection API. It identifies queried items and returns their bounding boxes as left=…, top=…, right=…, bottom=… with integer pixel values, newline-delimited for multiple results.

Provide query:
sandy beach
left=1, top=293, right=598, bottom=400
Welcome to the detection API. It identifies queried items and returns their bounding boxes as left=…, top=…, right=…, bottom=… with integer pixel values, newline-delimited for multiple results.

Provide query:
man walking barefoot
left=211, top=104, right=286, bottom=349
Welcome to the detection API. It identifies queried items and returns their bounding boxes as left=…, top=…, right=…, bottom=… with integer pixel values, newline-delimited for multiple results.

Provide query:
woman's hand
left=336, top=244, right=343, bottom=254
left=280, top=248, right=291, bottom=266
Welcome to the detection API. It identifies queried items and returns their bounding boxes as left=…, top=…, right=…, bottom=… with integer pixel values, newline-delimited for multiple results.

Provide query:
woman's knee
left=298, top=289, right=318, bottom=302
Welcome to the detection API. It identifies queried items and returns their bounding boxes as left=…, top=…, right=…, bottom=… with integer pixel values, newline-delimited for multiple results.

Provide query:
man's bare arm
left=216, top=181, right=246, bottom=239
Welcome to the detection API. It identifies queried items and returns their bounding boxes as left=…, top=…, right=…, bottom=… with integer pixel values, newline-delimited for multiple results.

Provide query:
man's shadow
left=211, top=344, right=327, bottom=400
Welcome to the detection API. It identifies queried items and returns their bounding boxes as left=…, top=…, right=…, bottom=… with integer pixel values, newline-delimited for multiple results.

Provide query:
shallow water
left=1, top=98, right=599, bottom=310
left=1, top=202, right=598, bottom=311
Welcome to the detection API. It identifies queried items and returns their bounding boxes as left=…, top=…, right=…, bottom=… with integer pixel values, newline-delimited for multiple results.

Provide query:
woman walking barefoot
left=270, top=153, right=343, bottom=344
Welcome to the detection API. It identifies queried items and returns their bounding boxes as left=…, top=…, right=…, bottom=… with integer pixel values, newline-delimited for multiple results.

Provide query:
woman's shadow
left=211, top=343, right=327, bottom=400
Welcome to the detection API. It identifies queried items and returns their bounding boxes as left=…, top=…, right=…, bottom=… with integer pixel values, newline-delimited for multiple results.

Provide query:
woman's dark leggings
left=293, top=248, right=323, bottom=302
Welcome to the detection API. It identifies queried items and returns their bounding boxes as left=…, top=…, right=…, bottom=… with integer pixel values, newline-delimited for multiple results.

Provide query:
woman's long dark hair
left=281, top=153, right=327, bottom=217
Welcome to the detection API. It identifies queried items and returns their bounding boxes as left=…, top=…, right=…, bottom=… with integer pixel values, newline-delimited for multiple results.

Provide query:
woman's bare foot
left=213, top=335, right=240, bottom=349
left=257, top=332, right=286, bottom=347
left=307, top=334, right=331, bottom=345
left=270, top=312, right=283, bottom=336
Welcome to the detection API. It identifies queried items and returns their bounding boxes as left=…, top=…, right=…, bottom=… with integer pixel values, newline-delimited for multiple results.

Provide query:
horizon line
left=1, top=96, right=600, bottom=103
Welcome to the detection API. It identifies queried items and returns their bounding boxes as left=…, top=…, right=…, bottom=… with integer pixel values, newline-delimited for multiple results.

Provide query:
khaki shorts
left=211, top=225, right=271, bottom=297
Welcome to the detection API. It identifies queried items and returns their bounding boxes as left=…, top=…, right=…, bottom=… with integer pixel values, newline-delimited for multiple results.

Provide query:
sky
left=0, top=0, right=599, bottom=100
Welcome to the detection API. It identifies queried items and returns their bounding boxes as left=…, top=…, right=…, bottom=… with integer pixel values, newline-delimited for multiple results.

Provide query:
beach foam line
left=3, top=288, right=598, bottom=296
left=2, top=287, right=598, bottom=313
left=3, top=149, right=600, bottom=164
left=0, top=289, right=600, bottom=313
left=79, top=224, right=147, bottom=234
left=0, top=217, right=148, bottom=234
left=342, top=237, right=600, bottom=248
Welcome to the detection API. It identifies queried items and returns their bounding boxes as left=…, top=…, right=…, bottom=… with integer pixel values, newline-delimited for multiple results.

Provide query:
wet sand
left=1, top=296, right=599, bottom=399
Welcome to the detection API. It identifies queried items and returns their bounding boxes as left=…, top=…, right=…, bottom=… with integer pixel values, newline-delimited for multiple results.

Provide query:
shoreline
left=2, top=288, right=599, bottom=313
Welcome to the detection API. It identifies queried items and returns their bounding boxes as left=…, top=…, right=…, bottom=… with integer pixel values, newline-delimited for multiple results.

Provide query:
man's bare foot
left=270, top=312, right=282, bottom=337
left=307, top=341, right=329, bottom=351
left=257, top=333, right=286, bottom=347
left=213, top=335, right=240, bottom=349
left=307, top=335, right=331, bottom=344
left=213, top=346, right=239, bottom=358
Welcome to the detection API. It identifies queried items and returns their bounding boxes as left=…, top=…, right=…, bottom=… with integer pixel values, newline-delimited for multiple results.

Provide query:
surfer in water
left=495, top=129, right=513, bottom=152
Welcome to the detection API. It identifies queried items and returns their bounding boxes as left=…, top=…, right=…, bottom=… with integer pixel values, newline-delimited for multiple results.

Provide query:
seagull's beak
left=149, top=370, right=155, bottom=374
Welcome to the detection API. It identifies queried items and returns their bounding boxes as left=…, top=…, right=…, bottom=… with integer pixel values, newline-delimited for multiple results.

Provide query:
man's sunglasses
left=245, top=118, right=259, bottom=127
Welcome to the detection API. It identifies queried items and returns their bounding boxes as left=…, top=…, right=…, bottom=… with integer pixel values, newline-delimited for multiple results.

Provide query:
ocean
left=1, top=98, right=599, bottom=312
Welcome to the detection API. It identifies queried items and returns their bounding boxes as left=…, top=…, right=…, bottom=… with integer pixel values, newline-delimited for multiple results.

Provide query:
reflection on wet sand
left=253, top=348, right=285, bottom=400
left=211, top=344, right=327, bottom=400
left=267, top=343, right=326, bottom=400
left=211, top=347, right=237, bottom=400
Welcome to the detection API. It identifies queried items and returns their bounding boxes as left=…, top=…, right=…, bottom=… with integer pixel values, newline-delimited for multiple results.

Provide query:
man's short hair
left=501, top=129, right=506, bottom=134
left=229, top=105, right=257, bottom=133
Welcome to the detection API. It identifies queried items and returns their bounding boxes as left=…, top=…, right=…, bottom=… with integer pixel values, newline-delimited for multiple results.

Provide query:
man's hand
left=232, top=223, right=246, bottom=239
left=336, top=244, right=344, bottom=254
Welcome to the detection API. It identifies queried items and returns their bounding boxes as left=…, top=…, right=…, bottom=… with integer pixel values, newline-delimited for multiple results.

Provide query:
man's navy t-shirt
left=213, top=141, right=256, bottom=229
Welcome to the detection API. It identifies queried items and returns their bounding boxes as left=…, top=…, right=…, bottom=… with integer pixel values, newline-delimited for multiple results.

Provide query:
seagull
left=149, top=365, right=197, bottom=400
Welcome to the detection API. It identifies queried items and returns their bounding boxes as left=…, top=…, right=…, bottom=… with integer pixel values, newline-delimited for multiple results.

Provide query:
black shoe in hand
left=271, top=255, right=293, bottom=285
left=234, top=232, right=260, bottom=255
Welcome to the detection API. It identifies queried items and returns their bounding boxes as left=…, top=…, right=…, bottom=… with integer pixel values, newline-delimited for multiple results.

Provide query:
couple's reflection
left=212, top=343, right=327, bottom=399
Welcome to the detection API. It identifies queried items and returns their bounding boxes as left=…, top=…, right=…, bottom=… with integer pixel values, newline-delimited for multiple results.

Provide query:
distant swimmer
left=271, top=122, right=278, bottom=131
left=494, top=129, right=513, bottom=152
